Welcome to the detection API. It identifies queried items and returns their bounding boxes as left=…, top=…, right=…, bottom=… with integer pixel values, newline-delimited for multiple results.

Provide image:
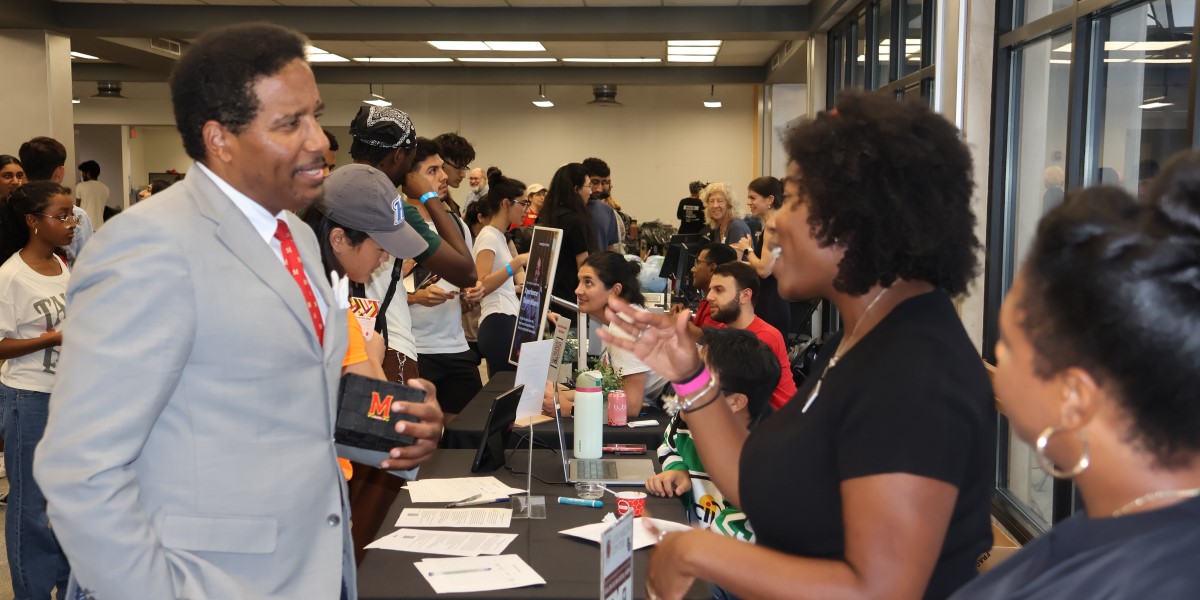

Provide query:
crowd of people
left=0, top=19, right=1197, bottom=600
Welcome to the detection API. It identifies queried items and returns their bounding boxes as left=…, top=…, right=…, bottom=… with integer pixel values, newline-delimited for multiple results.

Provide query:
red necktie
left=274, top=220, right=324, bottom=347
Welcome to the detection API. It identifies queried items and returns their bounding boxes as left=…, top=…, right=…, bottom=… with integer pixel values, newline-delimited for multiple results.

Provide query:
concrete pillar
left=0, top=30, right=76, bottom=188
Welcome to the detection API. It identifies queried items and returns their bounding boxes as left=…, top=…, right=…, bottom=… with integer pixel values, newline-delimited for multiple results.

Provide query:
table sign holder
left=514, top=315, right=573, bottom=520
left=600, top=511, right=635, bottom=600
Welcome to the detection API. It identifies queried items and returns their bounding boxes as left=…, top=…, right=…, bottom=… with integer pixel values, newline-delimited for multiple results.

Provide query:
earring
left=1035, top=425, right=1090, bottom=478
left=34, top=227, right=38, bottom=236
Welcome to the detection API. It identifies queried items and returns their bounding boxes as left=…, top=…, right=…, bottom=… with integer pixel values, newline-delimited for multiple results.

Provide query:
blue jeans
left=0, top=382, right=69, bottom=600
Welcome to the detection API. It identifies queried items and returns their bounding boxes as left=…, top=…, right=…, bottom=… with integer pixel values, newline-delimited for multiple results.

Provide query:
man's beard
left=709, top=297, right=740, bottom=324
left=593, top=190, right=611, bottom=201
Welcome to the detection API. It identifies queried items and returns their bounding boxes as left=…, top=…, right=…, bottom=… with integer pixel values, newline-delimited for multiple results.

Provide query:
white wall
left=1, top=30, right=76, bottom=186
left=72, top=82, right=763, bottom=227
left=74, top=124, right=124, bottom=207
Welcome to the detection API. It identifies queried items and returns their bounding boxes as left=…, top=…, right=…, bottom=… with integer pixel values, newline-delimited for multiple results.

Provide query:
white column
left=0, top=30, right=76, bottom=187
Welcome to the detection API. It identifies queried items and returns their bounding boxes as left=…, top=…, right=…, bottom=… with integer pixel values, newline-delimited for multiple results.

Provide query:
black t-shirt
left=677, top=197, right=705, bottom=234
left=545, top=209, right=591, bottom=307
left=739, top=291, right=995, bottom=600
left=952, top=495, right=1200, bottom=598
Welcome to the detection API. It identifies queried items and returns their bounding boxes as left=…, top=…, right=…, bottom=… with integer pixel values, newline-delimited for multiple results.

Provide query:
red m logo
left=367, top=392, right=393, bottom=421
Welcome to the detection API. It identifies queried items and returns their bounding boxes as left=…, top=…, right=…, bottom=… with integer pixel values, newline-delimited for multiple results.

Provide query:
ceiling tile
left=202, top=0, right=277, bottom=4
left=508, top=0, right=585, bottom=6
left=662, top=0, right=736, bottom=5
left=277, top=0, right=360, bottom=5
left=583, top=0, right=662, bottom=6
left=739, top=0, right=798, bottom=5
left=128, top=0, right=208, bottom=4
left=426, top=0, right=510, bottom=6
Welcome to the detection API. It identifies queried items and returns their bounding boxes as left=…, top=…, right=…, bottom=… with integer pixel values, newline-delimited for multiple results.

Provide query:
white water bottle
left=573, top=370, right=604, bottom=460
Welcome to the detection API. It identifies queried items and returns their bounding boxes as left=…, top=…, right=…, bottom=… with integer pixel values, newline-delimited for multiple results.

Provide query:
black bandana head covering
left=349, top=106, right=417, bottom=150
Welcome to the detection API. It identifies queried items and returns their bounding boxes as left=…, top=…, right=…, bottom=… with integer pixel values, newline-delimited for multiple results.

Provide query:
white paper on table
left=403, top=476, right=525, bottom=503
left=514, top=339, right=555, bottom=422
left=415, top=554, right=546, bottom=594
left=395, top=508, right=513, bottom=529
left=365, top=528, right=518, bottom=556
left=559, top=516, right=693, bottom=551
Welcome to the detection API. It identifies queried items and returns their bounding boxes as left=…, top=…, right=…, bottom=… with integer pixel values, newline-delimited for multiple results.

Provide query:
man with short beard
left=706, top=261, right=796, bottom=409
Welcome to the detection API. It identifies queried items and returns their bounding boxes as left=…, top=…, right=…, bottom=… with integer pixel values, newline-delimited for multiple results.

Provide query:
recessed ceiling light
left=428, top=41, right=491, bottom=51
left=456, top=57, right=558, bottom=63
left=484, top=41, right=546, bottom=52
left=668, top=40, right=722, bottom=47
left=668, top=47, right=719, bottom=56
left=562, top=58, right=662, bottom=63
left=704, top=101, right=723, bottom=108
left=70, top=51, right=99, bottom=60
left=353, top=57, right=454, bottom=63
left=72, top=98, right=81, bottom=104
left=667, top=55, right=716, bottom=63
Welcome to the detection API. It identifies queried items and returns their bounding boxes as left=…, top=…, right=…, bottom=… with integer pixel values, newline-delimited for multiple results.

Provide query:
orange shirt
left=339, top=310, right=371, bottom=480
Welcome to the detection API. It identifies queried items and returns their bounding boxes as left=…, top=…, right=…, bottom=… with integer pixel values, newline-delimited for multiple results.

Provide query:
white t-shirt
left=0, top=253, right=69, bottom=393
left=76, top=179, right=109, bottom=228
left=409, top=216, right=472, bottom=355
left=473, top=225, right=520, bottom=321
left=601, top=310, right=668, bottom=402
left=365, top=256, right=417, bottom=358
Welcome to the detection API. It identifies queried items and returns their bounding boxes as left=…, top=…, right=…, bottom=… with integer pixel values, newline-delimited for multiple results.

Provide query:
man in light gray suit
left=34, top=23, right=444, bottom=600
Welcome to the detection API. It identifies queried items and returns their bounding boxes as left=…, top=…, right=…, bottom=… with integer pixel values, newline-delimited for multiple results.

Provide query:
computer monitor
left=657, top=233, right=704, bottom=297
left=470, top=385, right=525, bottom=473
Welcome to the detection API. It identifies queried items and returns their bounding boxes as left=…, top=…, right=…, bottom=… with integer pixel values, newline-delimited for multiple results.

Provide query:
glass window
left=999, top=30, right=1073, bottom=532
left=852, top=12, right=868, bottom=88
left=900, top=0, right=925, bottom=76
left=1085, top=0, right=1194, bottom=197
left=876, top=0, right=896, bottom=85
left=1014, top=0, right=1076, bottom=28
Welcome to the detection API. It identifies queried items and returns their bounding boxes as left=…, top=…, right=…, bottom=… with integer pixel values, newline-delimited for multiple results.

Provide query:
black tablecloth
left=442, top=372, right=671, bottom=452
left=356, top=449, right=708, bottom=600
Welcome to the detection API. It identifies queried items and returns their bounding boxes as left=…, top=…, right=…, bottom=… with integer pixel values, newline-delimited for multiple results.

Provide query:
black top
left=739, top=291, right=995, bottom=600
left=750, top=225, right=791, bottom=337
left=952, top=496, right=1200, bottom=599
left=677, top=197, right=705, bottom=234
left=546, top=208, right=591, bottom=307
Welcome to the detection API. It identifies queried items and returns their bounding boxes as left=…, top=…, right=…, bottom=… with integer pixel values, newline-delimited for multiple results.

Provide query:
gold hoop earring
left=1035, top=426, right=1090, bottom=479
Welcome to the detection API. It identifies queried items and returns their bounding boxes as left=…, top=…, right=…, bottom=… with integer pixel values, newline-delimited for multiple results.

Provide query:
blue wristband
left=505, top=264, right=515, bottom=277
left=419, top=191, right=438, bottom=205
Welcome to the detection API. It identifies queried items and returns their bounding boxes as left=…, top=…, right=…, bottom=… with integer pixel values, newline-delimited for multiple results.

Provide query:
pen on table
left=445, top=497, right=511, bottom=508
left=428, top=567, right=493, bottom=577
left=557, top=497, right=602, bottom=508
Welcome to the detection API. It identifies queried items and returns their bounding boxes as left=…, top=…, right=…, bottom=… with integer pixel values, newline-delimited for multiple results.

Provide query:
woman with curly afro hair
left=598, top=91, right=995, bottom=600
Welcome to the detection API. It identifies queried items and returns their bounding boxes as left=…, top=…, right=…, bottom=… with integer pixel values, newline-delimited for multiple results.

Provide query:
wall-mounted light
left=532, top=84, right=554, bottom=108
left=703, top=85, right=722, bottom=108
left=363, top=83, right=392, bottom=107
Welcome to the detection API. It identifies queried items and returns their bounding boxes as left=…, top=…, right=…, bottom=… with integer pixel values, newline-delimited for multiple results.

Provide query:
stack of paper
left=416, top=554, right=545, bottom=594
left=559, top=516, right=693, bottom=550
left=405, top=476, right=525, bottom=503
left=366, top=528, right=517, bottom=556
left=395, top=508, right=513, bottom=529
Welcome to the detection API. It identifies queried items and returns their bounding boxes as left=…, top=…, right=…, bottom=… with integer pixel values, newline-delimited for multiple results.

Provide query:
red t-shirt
left=743, top=316, right=797, bottom=409
left=692, top=299, right=725, bottom=330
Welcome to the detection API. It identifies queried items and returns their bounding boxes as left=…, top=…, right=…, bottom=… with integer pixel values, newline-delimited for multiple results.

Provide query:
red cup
left=616, top=491, right=647, bottom=517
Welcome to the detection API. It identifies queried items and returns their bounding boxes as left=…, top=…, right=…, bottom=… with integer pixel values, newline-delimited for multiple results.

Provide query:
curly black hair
left=409, top=137, right=442, bottom=171
left=783, top=91, right=980, bottom=296
left=434, top=132, right=476, bottom=166
left=1018, top=161, right=1200, bottom=468
left=582, top=251, right=644, bottom=306
left=170, top=23, right=308, bottom=161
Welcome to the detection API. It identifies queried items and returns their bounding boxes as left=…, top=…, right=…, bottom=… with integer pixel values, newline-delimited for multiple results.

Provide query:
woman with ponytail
left=473, top=167, right=530, bottom=376
left=0, top=181, right=76, bottom=597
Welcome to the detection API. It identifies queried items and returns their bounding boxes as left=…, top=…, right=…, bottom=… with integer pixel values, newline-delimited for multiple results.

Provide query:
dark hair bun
left=487, top=166, right=504, bottom=186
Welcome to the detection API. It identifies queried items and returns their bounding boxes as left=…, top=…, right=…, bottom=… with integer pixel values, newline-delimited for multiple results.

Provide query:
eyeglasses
left=443, top=159, right=469, bottom=173
left=35, top=212, right=83, bottom=225
left=693, top=257, right=715, bottom=266
left=516, top=199, right=532, bottom=208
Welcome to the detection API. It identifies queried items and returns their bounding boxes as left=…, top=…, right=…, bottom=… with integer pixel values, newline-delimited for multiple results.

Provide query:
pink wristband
left=672, top=366, right=711, bottom=397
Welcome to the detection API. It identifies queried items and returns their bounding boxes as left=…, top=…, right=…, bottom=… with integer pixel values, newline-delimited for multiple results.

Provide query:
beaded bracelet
left=419, top=191, right=438, bottom=205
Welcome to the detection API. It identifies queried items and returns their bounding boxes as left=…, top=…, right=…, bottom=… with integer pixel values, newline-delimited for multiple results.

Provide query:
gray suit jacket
left=35, top=166, right=355, bottom=599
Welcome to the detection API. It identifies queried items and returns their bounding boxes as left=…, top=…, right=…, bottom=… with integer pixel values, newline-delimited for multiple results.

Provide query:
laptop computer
left=548, top=389, right=658, bottom=486
left=471, top=385, right=525, bottom=473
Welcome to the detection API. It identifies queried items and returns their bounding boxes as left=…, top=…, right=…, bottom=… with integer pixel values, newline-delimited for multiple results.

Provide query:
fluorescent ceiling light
left=562, top=58, right=662, bottom=63
left=1050, top=59, right=1072, bottom=64
left=1133, top=58, right=1192, bottom=64
left=668, top=55, right=716, bottom=63
left=668, top=40, right=721, bottom=47
left=533, top=99, right=554, bottom=107
left=70, top=51, right=99, bottom=60
left=72, top=98, right=81, bottom=104
left=704, top=101, right=723, bottom=108
left=1053, top=42, right=1142, bottom=53
left=483, top=41, right=546, bottom=52
left=363, top=98, right=392, bottom=107
left=354, top=57, right=454, bottom=63
left=1124, top=41, right=1189, bottom=51
left=306, top=46, right=349, bottom=62
left=1103, top=58, right=1131, bottom=63
left=429, top=41, right=490, bottom=51
left=668, top=46, right=719, bottom=56
left=456, top=57, right=558, bottom=63
left=1139, top=101, right=1173, bottom=109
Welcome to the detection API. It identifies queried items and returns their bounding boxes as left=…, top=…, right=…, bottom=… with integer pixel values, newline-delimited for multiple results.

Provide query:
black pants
left=477, top=313, right=518, bottom=377
left=416, top=349, right=483, bottom=414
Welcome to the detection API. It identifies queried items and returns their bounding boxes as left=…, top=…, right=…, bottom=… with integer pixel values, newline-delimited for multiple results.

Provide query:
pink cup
left=616, top=491, right=647, bottom=517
